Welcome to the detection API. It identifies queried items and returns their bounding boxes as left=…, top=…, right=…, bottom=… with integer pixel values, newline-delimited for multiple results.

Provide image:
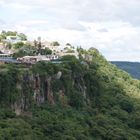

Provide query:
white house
left=42, top=41, right=63, bottom=54
left=57, top=51, right=79, bottom=59
left=6, top=36, right=23, bottom=44
left=17, top=55, right=59, bottom=63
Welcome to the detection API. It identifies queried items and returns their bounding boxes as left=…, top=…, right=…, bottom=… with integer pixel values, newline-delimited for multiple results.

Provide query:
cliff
left=0, top=49, right=140, bottom=139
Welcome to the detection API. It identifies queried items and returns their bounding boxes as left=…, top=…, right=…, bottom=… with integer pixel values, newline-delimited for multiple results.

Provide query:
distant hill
left=111, top=61, right=140, bottom=79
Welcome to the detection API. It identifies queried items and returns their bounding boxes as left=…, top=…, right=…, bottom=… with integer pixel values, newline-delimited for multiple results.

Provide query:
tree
left=66, top=43, right=71, bottom=46
left=34, top=40, right=38, bottom=48
left=69, top=91, right=84, bottom=109
left=37, top=36, right=41, bottom=42
left=14, top=42, right=24, bottom=49
left=37, top=37, right=42, bottom=54
left=1, top=30, right=6, bottom=39
left=41, top=48, right=52, bottom=55
left=51, top=41, right=60, bottom=46
left=6, top=42, right=12, bottom=49
left=6, top=31, right=17, bottom=36
left=0, top=35, right=2, bottom=42
left=18, top=33, right=27, bottom=41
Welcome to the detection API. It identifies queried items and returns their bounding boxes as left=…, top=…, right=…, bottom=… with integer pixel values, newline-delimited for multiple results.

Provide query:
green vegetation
left=0, top=30, right=27, bottom=41
left=51, top=41, right=60, bottom=46
left=18, top=33, right=27, bottom=41
left=64, top=47, right=75, bottom=53
left=14, top=42, right=25, bottom=49
left=0, top=49, right=140, bottom=139
left=13, top=45, right=52, bottom=58
left=12, top=45, right=36, bottom=58
left=41, top=48, right=52, bottom=55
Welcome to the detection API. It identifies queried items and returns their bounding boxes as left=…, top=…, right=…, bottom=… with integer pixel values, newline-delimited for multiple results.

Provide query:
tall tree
left=37, top=37, right=42, bottom=54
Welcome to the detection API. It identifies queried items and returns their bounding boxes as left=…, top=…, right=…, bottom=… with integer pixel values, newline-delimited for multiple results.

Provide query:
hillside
left=112, top=61, right=140, bottom=79
left=0, top=49, right=140, bottom=139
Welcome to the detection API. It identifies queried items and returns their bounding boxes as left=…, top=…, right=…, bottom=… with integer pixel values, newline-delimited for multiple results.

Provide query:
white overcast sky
left=0, top=0, right=140, bottom=61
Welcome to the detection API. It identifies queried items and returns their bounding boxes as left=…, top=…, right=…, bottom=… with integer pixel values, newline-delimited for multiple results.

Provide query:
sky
left=0, top=0, right=140, bottom=61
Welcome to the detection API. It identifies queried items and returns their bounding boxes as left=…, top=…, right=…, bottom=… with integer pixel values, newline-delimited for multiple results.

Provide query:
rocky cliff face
left=11, top=73, right=55, bottom=115
left=0, top=54, right=97, bottom=115
left=4, top=66, right=77, bottom=114
left=10, top=67, right=88, bottom=115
